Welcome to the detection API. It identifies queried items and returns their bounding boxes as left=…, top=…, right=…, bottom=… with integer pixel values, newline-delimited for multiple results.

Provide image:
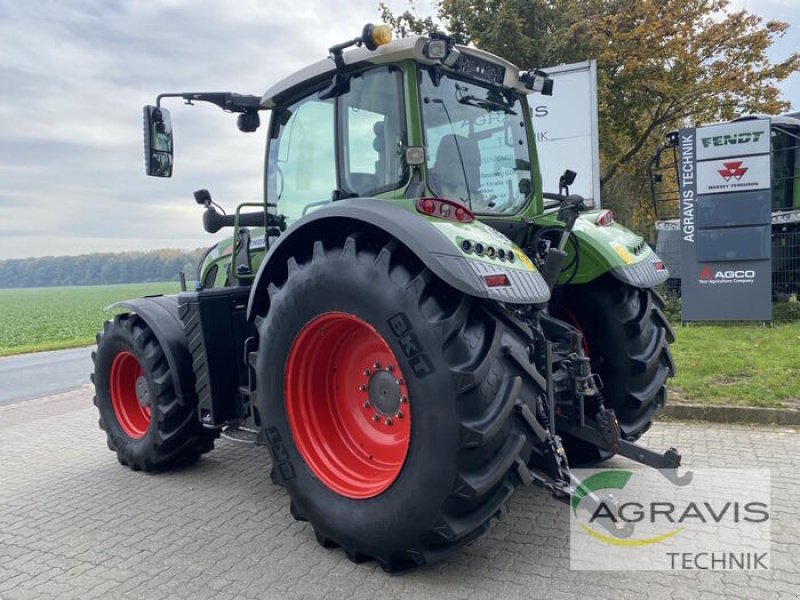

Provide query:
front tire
left=253, top=233, right=547, bottom=571
left=92, top=313, right=216, bottom=471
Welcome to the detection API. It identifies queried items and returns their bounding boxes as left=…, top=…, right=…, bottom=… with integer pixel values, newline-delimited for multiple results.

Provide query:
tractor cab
left=260, top=30, right=549, bottom=225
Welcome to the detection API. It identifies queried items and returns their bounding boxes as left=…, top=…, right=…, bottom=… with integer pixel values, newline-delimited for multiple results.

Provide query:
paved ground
left=0, top=347, right=93, bottom=406
left=1, top=388, right=798, bottom=600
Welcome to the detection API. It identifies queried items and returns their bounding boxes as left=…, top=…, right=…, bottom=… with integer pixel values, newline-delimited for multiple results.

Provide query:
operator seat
left=430, top=134, right=481, bottom=204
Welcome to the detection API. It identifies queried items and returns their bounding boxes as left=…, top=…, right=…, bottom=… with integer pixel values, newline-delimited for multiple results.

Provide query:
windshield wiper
left=457, top=94, right=517, bottom=115
left=454, top=84, right=517, bottom=115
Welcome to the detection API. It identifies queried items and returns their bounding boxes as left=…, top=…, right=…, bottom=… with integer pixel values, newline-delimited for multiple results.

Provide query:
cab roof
left=260, top=35, right=527, bottom=109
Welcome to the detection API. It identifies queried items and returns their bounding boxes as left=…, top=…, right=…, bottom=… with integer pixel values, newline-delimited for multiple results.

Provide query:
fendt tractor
left=92, top=25, right=678, bottom=571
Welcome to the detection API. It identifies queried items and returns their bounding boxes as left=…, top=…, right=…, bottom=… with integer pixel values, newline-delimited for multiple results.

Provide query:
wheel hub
left=135, top=375, right=150, bottom=408
left=367, top=370, right=401, bottom=416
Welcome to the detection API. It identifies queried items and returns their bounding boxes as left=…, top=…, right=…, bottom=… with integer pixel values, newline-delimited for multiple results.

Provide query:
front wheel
left=253, top=233, right=547, bottom=571
left=552, top=277, right=675, bottom=463
left=92, top=314, right=216, bottom=471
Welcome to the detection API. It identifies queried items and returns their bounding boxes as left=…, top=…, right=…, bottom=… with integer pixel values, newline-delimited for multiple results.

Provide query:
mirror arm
left=156, top=92, right=263, bottom=113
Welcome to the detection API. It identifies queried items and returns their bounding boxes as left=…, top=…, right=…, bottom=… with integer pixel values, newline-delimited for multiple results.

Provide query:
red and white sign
left=696, top=154, right=771, bottom=195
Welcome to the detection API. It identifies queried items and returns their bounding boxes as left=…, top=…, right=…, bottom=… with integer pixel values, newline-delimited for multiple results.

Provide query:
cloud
left=0, top=0, right=412, bottom=259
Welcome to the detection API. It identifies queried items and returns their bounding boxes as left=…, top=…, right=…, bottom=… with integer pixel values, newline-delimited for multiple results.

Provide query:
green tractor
left=92, top=25, right=677, bottom=571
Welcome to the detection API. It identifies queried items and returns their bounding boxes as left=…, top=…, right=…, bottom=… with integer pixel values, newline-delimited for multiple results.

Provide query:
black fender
left=106, top=295, right=196, bottom=402
left=246, top=198, right=551, bottom=320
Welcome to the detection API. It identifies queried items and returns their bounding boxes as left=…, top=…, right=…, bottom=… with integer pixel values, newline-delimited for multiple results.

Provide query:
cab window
left=268, top=96, right=336, bottom=223
left=341, top=67, right=407, bottom=196
left=268, top=67, right=406, bottom=223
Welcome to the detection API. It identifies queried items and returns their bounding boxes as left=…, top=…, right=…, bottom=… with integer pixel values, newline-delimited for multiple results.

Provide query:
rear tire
left=552, top=277, right=675, bottom=463
left=92, top=313, right=216, bottom=471
left=253, top=233, right=547, bottom=571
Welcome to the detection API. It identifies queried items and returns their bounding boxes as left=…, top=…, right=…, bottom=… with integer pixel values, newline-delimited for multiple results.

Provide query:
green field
left=0, top=282, right=180, bottom=356
left=0, top=283, right=797, bottom=408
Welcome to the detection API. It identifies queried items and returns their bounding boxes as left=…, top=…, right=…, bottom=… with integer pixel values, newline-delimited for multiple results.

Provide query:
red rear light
left=595, top=209, right=615, bottom=227
left=416, top=198, right=474, bottom=223
left=483, top=274, right=510, bottom=287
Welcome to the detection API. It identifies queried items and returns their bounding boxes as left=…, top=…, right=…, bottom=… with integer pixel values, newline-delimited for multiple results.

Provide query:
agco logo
left=718, top=161, right=748, bottom=182
left=700, top=266, right=756, bottom=281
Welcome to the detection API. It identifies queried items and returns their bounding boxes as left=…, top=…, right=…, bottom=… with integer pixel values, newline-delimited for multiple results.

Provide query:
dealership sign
left=696, top=154, right=771, bottom=194
left=695, top=120, right=771, bottom=160
left=679, top=118, right=772, bottom=321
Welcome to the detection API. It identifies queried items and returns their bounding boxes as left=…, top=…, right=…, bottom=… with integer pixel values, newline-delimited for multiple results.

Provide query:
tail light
left=416, top=198, right=474, bottom=223
left=595, top=209, right=615, bottom=227
left=483, top=274, right=510, bottom=287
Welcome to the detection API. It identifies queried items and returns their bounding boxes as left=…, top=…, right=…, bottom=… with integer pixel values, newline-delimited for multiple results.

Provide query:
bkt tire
left=92, top=313, right=216, bottom=471
left=253, top=233, right=547, bottom=571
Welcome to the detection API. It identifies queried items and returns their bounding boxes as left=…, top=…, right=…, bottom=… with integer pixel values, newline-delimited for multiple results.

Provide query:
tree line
left=0, top=248, right=206, bottom=289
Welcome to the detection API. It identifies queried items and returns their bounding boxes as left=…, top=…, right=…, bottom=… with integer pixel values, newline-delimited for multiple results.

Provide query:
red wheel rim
left=285, top=312, right=411, bottom=499
left=110, top=351, right=151, bottom=439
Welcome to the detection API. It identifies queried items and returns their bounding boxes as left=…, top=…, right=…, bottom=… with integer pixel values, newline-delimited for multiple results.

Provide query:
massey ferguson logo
left=699, top=266, right=756, bottom=283
left=718, top=161, right=748, bottom=182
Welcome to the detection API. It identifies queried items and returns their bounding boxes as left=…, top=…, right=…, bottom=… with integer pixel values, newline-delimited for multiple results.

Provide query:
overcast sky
left=0, top=0, right=797, bottom=260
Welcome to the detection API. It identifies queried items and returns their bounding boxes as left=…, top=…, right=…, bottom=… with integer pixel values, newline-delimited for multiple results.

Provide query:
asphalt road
left=0, top=346, right=94, bottom=406
left=0, top=389, right=797, bottom=599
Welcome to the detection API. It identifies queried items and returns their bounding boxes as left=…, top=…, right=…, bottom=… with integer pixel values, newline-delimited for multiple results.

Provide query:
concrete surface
left=0, top=388, right=797, bottom=599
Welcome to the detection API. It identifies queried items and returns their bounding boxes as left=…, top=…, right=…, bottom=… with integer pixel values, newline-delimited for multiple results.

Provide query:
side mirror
left=558, top=169, right=577, bottom=195
left=143, top=105, right=173, bottom=177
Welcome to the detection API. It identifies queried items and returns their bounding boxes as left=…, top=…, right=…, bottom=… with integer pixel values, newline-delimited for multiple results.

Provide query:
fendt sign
left=679, top=118, right=772, bottom=321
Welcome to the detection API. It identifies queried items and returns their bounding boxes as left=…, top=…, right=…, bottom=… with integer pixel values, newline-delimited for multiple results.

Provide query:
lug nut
left=374, top=361, right=382, bottom=369
left=396, top=378, right=404, bottom=386
left=386, top=364, right=394, bottom=372
left=363, top=401, right=371, bottom=409
left=385, top=417, right=393, bottom=426
left=395, top=411, right=403, bottom=419
left=363, top=368, right=370, bottom=376
left=372, top=414, right=380, bottom=422
left=400, top=396, right=408, bottom=403
left=359, top=384, right=367, bottom=392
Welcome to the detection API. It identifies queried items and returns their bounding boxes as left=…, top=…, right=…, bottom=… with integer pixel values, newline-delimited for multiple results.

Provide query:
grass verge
left=669, top=320, right=800, bottom=408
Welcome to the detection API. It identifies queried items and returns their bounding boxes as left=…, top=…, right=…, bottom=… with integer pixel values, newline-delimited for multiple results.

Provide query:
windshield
left=419, top=69, right=532, bottom=215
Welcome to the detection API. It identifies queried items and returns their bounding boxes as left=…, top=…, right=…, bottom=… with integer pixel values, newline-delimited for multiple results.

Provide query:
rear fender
left=537, top=210, right=669, bottom=288
left=106, top=295, right=195, bottom=402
